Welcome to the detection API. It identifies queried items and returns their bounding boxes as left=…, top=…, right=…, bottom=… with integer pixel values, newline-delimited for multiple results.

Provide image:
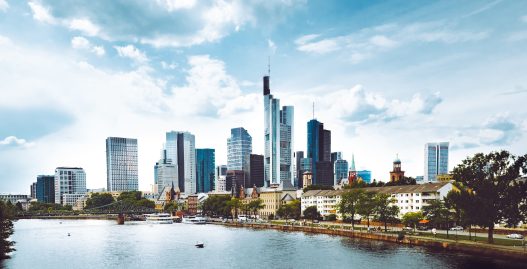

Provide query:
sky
left=0, top=0, right=526, bottom=193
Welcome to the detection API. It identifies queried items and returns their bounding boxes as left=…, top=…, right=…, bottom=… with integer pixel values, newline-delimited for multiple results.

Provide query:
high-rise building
left=249, top=154, right=264, bottom=187
left=307, top=119, right=331, bottom=185
left=390, top=155, right=405, bottom=182
left=334, top=159, right=349, bottom=185
left=424, top=142, right=449, bottom=182
left=227, top=127, right=252, bottom=174
left=226, top=170, right=246, bottom=196
left=196, top=148, right=215, bottom=193
left=357, top=170, right=372, bottom=184
left=30, top=182, right=37, bottom=199
left=36, top=175, right=55, bottom=203
left=263, top=75, right=294, bottom=187
left=54, top=167, right=86, bottom=205
left=294, top=151, right=304, bottom=188
left=331, top=152, right=342, bottom=167
left=165, top=131, right=196, bottom=193
left=154, top=149, right=178, bottom=195
left=215, top=165, right=227, bottom=192
left=316, top=161, right=334, bottom=186
left=106, top=137, right=138, bottom=192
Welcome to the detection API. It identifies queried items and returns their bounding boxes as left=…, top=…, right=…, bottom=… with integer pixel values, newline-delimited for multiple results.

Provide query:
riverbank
left=16, top=215, right=114, bottom=220
left=216, top=221, right=527, bottom=261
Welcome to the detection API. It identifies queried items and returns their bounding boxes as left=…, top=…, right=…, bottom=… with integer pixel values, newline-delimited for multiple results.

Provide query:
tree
left=277, top=200, right=301, bottom=220
left=202, top=195, right=231, bottom=217
left=85, top=193, right=115, bottom=209
left=326, top=214, right=337, bottom=221
left=117, top=191, right=154, bottom=209
left=247, top=199, right=264, bottom=218
left=337, top=189, right=364, bottom=229
left=303, top=206, right=321, bottom=221
left=303, top=185, right=334, bottom=192
left=401, top=212, right=424, bottom=231
left=452, top=151, right=527, bottom=243
left=357, top=191, right=376, bottom=229
left=422, top=199, right=451, bottom=237
left=373, top=193, right=400, bottom=232
left=0, top=200, right=16, bottom=259
left=226, top=198, right=242, bottom=219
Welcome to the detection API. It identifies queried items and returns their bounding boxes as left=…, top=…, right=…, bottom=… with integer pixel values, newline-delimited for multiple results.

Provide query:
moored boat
left=145, top=213, right=174, bottom=224
left=182, top=215, right=207, bottom=224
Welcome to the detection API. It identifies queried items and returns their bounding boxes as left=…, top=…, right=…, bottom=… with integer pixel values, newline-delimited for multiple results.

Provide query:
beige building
left=258, top=180, right=297, bottom=219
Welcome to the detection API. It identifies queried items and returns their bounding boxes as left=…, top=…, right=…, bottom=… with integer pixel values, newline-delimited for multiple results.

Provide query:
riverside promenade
left=215, top=221, right=527, bottom=261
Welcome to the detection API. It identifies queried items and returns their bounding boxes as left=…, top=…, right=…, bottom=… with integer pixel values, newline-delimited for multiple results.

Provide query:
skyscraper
left=307, top=119, right=331, bottom=185
left=154, top=149, right=178, bottom=195
left=249, top=154, right=264, bottom=187
left=357, top=170, right=372, bottom=184
left=55, top=167, right=86, bottom=205
left=334, top=159, right=349, bottom=185
left=215, top=165, right=227, bottom=192
left=30, top=182, right=36, bottom=199
left=294, top=151, right=304, bottom=188
left=424, top=142, right=449, bottom=182
left=227, top=127, right=252, bottom=174
left=36, top=175, right=55, bottom=203
left=106, top=137, right=138, bottom=192
left=196, top=148, right=215, bottom=193
left=263, top=74, right=294, bottom=186
left=165, top=131, right=196, bottom=193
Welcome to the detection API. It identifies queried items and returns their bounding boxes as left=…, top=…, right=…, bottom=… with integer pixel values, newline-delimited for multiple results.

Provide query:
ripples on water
left=2, top=220, right=525, bottom=269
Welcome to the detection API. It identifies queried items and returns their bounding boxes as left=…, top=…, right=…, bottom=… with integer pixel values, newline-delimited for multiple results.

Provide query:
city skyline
left=1, top=1, right=527, bottom=193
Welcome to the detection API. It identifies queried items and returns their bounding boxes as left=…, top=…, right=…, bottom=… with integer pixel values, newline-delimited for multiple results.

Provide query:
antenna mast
left=312, top=101, right=315, bottom=119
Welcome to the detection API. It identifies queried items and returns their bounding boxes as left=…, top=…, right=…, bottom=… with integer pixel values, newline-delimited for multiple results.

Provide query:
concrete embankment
left=17, top=215, right=114, bottom=220
left=217, top=222, right=527, bottom=261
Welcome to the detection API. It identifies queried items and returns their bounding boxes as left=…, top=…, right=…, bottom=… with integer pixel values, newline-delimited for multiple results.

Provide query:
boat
left=145, top=213, right=174, bottom=224
left=195, top=242, right=205, bottom=248
left=182, top=215, right=207, bottom=224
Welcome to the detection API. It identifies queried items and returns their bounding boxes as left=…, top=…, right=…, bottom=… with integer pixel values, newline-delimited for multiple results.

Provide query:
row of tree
left=84, top=191, right=155, bottom=209
left=0, top=200, right=16, bottom=260
left=201, top=195, right=266, bottom=219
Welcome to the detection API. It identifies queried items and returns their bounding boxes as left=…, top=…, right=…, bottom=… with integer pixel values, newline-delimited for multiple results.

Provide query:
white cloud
left=114, top=45, right=148, bottom=63
left=267, top=39, right=277, bottom=54
left=0, top=0, right=8, bottom=12
left=28, top=1, right=56, bottom=24
left=68, top=18, right=100, bottom=37
left=0, top=136, right=35, bottom=148
left=295, top=34, right=319, bottom=45
left=296, top=38, right=341, bottom=54
left=369, top=35, right=397, bottom=48
left=71, top=36, right=105, bottom=56
left=160, top=61, right=177, bottom=70
left=156, top=0, right=196, bottom=11
left=0, top=35, right=11, bottom=45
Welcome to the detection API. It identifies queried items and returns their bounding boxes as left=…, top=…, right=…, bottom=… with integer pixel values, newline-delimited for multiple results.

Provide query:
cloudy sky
left=1, top=0, right=526, bottom=193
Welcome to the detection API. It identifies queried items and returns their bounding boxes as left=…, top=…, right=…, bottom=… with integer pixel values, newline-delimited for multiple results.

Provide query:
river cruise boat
left=182, top=216, right=207, bottom=224
left=145, top=213, right=174, bottom=224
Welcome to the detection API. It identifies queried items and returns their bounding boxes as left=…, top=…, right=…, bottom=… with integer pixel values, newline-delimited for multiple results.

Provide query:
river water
left=2, top=219, right=525, bottom=269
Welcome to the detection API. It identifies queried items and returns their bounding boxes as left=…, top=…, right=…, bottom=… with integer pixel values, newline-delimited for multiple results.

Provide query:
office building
left=294, top=151, right=304, bottom=188
left=307, top=119, right=331, bottom=185
left=54, top=167, right=86, bottom=205
left=263, top=74, right=294, bottom=187
left=226, top=170, right=247, bottom=197
left=154, top=149, right=178, bottom=195
left=196, top=148, right=215, bottom=193
left=424, top=142, right=449, bottom=182
left=215, top=165, right=227, bottom=192
left=249, top=154, right=264, bottom=187
left=165, top=131, right=196, bottom=193
left=316, top=161, right=334, bottom=186
left=36, top=175, right=55, bottom=203
left=331, top=152, right=342, bottom=167
left=299, top=157, right=312, bottom=188
left=227, top=127, right=252, bottom=174
left=357, top=170, right=372, bottom=184
left=334, top=159, right=349, bottom=185
left=106, top=137, right=138, bottom=192
left=30, top=182, right=37, bottom=199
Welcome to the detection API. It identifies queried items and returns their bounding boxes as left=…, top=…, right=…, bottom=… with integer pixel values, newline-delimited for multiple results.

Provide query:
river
left=2, top=219, right=525, bottom=269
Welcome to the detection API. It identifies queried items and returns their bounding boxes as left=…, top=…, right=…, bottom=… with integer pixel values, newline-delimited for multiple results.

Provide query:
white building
left=55, top=167, right=86, bottom=205
left=301, top=182, right=453, bottom=219
left=215, top=175, right=227, bottom=192
left=106, top=137, right=139, bottom=191
left=63, top=193, right=86, bottom=208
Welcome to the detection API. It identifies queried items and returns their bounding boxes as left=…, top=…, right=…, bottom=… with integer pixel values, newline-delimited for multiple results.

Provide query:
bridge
left=82, top=200, right=157, bottom=224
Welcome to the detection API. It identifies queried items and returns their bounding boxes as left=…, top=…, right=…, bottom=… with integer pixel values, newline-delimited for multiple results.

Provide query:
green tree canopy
left=357, top=191, right=376, bottom=228
left=85, top=193, right=115, bottom=209
left=337, top=189, right=364, bottom=229
left=373, top=193, right=400, bottom=232
left=401, top=212, right=424, bottom=230
left=303, top=205, right=321, bottom=221
left=0, top=200, right=16, bottom=259
left=452, top=150, right=527, bottom=243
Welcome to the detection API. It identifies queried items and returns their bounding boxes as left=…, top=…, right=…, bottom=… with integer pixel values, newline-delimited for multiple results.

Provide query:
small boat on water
left=145, top=213, right=174, bottom=224
left=182, top=216, right=207, bottom=224
left=195, top=242, right=205, bottom=248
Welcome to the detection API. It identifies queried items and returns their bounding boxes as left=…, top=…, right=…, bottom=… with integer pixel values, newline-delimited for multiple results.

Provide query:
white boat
left=145, top=213, right=174, bottom=224
left=182, top=216, right=207, bottom=224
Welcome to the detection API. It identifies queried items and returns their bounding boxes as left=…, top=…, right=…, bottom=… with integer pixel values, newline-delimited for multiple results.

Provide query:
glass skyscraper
left=307, top=119, right=331, bottom=185
left=263, top=75, right=294, bottom=186
left=106, top=137, right=138, bottom=192
left=357, top=170, right=372, bottom=184
left=196, top=148, right=215, bottom=193
left=154, top=149, right=178, bottom=194
left=165, top=131, right=196, bottom=194
left=334, top=159, right=349, bottom=185
left=36, top=175, right=55, bottom=203
left=424, top=142, right=449, bottom=182
left=227, top=127, right=252, bottom=173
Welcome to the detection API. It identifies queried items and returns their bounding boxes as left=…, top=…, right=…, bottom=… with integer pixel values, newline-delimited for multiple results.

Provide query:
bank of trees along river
left=336, top=150, right=527, bottom=244
left=0, top=200, right=16, bottom=260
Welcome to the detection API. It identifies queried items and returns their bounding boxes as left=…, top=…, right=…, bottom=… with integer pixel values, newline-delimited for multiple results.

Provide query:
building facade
left=424, top=142, right=449, bottom=182
left=196, top=148, right=215, bottom=193
left=165, top=131, right=196, bottom=193
left=106, top=137, right=138, bottom=192
left=54, top=167, right=86, bottom=205
left=357, top=170, right=372, bottom=184
left=36, top=175, right=55, bottom=203
left=227, top=127, right=252, bottom=174
left=263, top=75, right=294, bottom=187
left=307, top=119, right=331, bottom=185
left=154, top=149, right=178, bottom=195
left=334, top=159, right=349, bottom=185
left=249, top=154, right=264, bottom=188
left=294, top=151, right=304, bottom=188
left=389, top=155, right=405, bottom=182
left=215, top=165, right=227, bottom=192
left=226, top=170, right=247, bottom=197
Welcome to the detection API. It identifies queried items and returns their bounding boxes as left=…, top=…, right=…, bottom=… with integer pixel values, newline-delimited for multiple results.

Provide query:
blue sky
left=0, top=0, right=526, bottom=193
